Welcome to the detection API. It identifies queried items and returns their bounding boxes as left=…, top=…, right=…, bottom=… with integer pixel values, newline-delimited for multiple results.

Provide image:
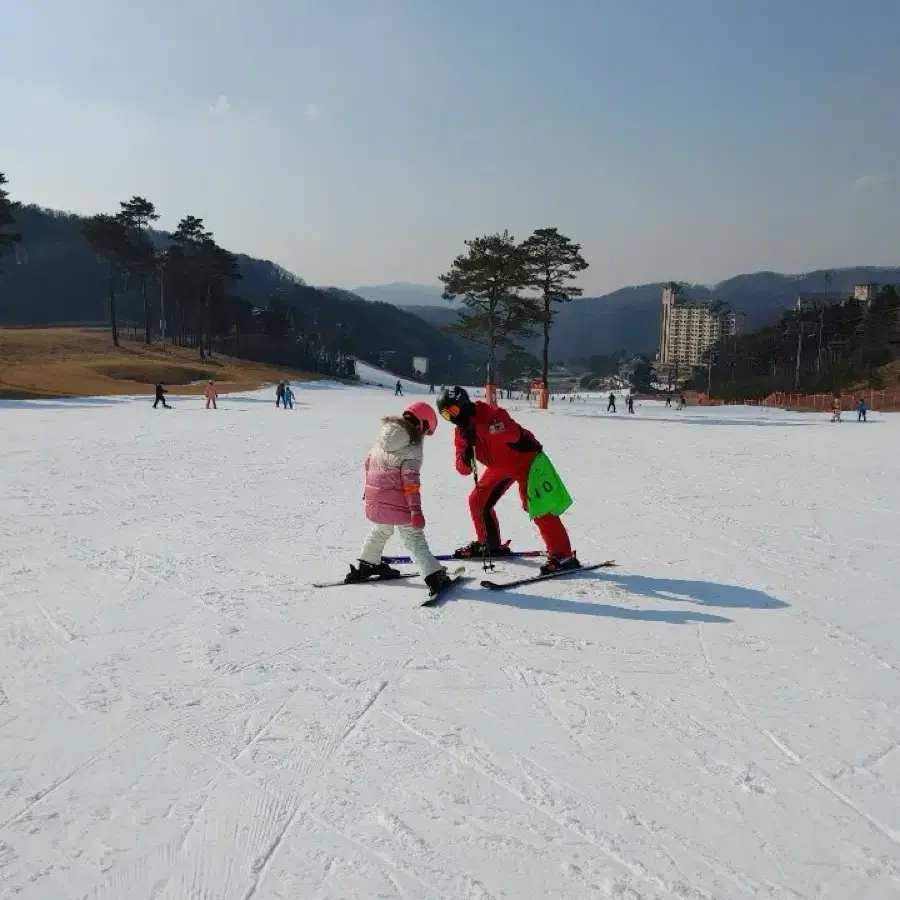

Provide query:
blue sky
left=3, top=0, right=898, bottom=294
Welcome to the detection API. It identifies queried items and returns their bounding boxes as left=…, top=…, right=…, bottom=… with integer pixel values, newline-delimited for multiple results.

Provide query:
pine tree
left=198, top=236, right=240, bottom=357
left=167, top=217, right=240, bottom=356
left=439, top=231, right=540, bottom=391
left=82, top=213, right=130, bottom=346
left=170, top=216, right=213, bottom=353
left=520, top=227, right=589, bottom=394
left=117, top=197, right=159, bottom=344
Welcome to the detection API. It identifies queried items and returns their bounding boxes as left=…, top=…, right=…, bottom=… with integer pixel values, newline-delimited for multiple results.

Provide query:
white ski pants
left=359, top=523, right=443, bottom=577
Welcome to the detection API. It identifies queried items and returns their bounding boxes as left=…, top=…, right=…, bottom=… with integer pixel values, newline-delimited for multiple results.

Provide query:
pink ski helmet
left=403, top=401, right=438, bottom=436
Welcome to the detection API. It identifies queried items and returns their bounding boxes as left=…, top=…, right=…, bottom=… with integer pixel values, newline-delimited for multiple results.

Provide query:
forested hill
left=0, top=204, right=473, bottom=383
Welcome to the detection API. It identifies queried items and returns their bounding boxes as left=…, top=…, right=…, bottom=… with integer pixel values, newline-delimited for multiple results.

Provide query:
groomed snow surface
left=1, top=373, right=898, bottom=899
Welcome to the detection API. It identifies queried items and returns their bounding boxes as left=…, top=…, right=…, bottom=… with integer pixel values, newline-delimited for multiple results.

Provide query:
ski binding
left=421, top=567, right=469, bottom=607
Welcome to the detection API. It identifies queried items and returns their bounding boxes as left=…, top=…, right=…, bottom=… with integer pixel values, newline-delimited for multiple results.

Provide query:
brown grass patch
left=91, top=361, right=216, bottom=385
left=0, top=327, right=318, bottom=399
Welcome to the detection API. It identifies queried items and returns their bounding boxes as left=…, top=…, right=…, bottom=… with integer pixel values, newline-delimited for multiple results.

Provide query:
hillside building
left=797, top=282, right=880, bottom=310
left=853, top=282, right=880, bottom=306
left=658, top=283, right=738, bottom=371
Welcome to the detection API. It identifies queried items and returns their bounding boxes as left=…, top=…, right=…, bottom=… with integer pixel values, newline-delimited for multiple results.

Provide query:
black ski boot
left=452, top=540, right=511, bottom=560
left=540, top=553, right=582, bottom=576
left=424, top=567, right=453, bottom=597
left=344, top=560, right=402, bottom=584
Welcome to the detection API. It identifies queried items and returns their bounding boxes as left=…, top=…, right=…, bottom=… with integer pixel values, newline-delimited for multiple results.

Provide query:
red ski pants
left=468, top=467, right=572, bottom=558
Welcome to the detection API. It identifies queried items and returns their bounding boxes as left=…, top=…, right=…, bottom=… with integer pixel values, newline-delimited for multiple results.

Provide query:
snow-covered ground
left=1, top=383, right=898, bottom=899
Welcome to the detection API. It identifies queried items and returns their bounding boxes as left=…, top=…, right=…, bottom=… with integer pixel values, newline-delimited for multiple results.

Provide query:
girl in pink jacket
left=204, top=381, right=218, bottom=409
left=345, top=401, right=453, bottom=596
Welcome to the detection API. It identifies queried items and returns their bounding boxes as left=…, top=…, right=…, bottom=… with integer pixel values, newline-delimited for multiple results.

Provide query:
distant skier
left=275, top=382, right=285, bottom=407
left=831, top=396, right=842, bottom=423
left=626, top=395, right=635, bottom=414
left=665, top=394, right=672, bottom=408
left=857, top=397, right=867, bottom=422
left=345, top=401, right=453, bottom=597
left=437, top=386, right=579, bottom=575
left=284, top=384, right=294, bottom=409
left=204, top=380, right=218, bottom=409
left=429, top=384, right=435, bottom=394
left=153, top=382, right=170, bottom=409
left=607, top=392, right=616, bottom=412
left=395, top=380, right=403, bottom=396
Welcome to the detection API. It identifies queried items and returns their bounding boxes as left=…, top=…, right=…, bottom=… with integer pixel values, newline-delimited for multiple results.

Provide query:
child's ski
left=480, top=560, right=616, bottom=591
left=383, top=549, right=543, bottom=565
left=421, top=569, right=469, bottom=607
left=312, top=572, right=418, bottom=589
left=313, top=566, right=467, bottom=591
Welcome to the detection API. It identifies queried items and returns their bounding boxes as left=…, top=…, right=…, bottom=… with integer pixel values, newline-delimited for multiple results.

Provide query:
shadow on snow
left=459, top=568, right=787, bottom=623
left=592, top=570, right=789, bottom=610
left=466, top=585, right=732, bottom=624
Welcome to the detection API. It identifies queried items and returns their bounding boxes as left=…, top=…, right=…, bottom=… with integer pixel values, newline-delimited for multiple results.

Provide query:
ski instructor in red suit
left=436, top=385, right=580, bottom=576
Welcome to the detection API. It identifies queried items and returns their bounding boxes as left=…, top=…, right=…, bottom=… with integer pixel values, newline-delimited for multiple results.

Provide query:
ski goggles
left=439, top=403, right=461, bottom=421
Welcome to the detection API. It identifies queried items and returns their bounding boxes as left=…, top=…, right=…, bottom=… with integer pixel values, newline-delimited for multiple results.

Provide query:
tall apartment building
left=658, top=283, right=738, bottom=370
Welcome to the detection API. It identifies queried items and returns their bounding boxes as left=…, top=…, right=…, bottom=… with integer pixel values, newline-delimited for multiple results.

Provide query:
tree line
left=0, top=172, right=477, bottom=383
left=438, top=227, right=590, bottom=391
left=680, top=285, right=900, bottom=399
left=82, top=199, right=237, bottom=354
left=0, top=172, right=352, bottom=376
left=4, top=173, right=593, bottom=390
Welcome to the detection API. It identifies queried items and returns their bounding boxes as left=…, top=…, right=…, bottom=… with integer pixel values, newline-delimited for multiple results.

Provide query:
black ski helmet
left=436, top=385, right=474, bottom=424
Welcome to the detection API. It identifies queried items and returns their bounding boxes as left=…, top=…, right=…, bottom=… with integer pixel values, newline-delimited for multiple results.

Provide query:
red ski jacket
left=454, top=402, right=542, bottom=480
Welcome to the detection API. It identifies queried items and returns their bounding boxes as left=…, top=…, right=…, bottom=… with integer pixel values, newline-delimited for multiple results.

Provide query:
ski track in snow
left=1, top=373, right=899, bottom=898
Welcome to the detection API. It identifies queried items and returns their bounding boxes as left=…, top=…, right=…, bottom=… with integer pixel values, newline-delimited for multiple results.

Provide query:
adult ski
left=421, top=568, right=469, bottom=607
left=383, top=549, right=543, bottom=565
left=480, top=560, right=616, bottom=591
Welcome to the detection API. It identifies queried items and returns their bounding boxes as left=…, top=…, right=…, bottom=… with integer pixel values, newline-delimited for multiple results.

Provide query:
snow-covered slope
left=354, top=360, right=486, bottom=400
left=1, top=387, right=898, bottom=898
left=355, top=360, right=433, bottom=395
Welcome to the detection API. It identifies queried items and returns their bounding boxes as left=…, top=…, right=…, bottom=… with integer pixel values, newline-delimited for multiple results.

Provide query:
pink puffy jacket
left=363, top=416, right=425, bottom=526
left=204, top=384, right=217, bottom=400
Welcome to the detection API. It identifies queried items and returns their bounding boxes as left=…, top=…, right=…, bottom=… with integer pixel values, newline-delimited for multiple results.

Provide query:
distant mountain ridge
left=350, top=282, right=453, bottom=308
left=7, top=199, right=895, bottom=371
left=365, top=268, right=900, bottom=360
